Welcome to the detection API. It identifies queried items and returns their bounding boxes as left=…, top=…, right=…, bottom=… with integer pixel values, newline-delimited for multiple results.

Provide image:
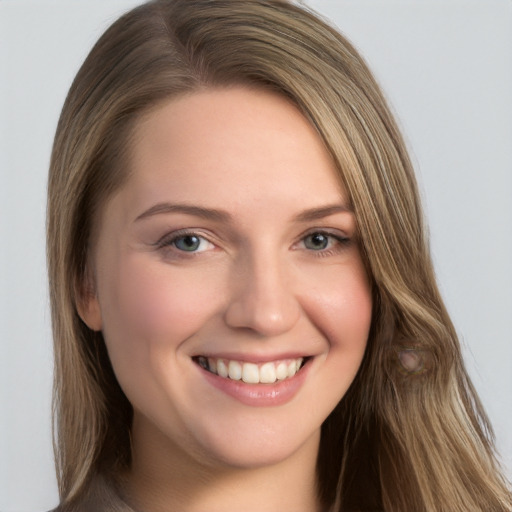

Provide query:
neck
left=123, top=415, right=322, bottom=512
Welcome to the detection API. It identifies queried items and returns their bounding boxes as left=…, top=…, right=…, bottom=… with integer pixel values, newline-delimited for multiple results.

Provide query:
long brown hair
left=47, top=1, right=512, bottom=510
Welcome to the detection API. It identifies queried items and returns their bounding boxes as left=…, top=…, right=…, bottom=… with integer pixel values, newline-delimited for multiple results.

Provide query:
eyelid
left=295, top=228, right=349, bottom=243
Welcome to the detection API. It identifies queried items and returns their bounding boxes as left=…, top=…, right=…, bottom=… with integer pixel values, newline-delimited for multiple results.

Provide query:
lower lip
left=198, top=360, right=311, bottom=407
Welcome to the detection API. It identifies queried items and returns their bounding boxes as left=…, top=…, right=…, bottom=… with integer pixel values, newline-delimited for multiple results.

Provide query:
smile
left=194, top=356, right=307, bottom=384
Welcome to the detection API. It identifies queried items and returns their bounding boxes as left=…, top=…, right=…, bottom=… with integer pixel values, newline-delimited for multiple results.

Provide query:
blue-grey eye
left=304, top=232, right=330, bottom=250
left=174, top=234, right=202, bottom=252
left=159, top=232, right=215, bottom=254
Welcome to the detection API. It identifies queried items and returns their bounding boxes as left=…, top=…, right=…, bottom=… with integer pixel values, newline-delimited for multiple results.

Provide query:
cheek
left=293, top=262, right=372, bottom=421
left=301, top=262, right=372, bottom=353
left=97, top=255, right=227, bottom=417
left=98, top=254, right=222, bottom=350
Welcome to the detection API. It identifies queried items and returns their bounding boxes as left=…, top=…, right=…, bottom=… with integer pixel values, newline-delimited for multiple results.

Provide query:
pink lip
left=197, top=358, right=312, bottom=407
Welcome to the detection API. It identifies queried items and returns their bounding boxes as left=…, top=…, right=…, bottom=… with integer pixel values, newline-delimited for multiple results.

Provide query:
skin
left=79, top=87, right=372, bottom=512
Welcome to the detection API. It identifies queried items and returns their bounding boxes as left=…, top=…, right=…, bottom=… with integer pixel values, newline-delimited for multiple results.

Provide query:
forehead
left=117, top=86, right=347, bottom=219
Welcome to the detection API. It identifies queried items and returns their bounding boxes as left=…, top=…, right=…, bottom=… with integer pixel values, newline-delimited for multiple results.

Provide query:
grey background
left=1, top=0, right=511, bottom=510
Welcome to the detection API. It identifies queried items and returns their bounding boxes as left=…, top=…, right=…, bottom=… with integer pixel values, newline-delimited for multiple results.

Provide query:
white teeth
left=276, top=362, right=288, bottom=380
left=228, top=360, right=242, bottom=380
left=217, top=359, right=228, bottom=378
left=287, top=360, right=297, bottom=377
left=242, top=362, right=259, bottom=384
left=198, top=356, right=305, bottom=384
left=259, top=362, right=277, bottom=383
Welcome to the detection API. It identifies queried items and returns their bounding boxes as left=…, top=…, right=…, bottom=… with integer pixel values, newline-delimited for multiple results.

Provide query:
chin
left=186, top=415, right=321, bottom=471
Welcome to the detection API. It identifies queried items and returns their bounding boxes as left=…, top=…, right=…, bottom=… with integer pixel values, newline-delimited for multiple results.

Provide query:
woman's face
left=81, top=87, right=372, bottom=471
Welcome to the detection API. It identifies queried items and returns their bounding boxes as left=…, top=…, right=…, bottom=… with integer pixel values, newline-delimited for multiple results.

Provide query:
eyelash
left=156, top=229, right=351, bottom=257
left=295, top=230, right=351, bottom=258
left=156, top=229, right=214, bottom=255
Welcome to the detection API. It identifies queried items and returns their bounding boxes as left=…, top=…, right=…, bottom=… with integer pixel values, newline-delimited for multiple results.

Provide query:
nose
left=224, top=251, right=301, bottom=337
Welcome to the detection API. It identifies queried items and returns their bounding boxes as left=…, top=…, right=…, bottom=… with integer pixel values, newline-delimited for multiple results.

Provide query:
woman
left=47, top=0, right=512, bottom=510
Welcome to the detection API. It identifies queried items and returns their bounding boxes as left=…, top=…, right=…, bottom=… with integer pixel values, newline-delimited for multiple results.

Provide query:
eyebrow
left=135, top=203, right=232, bottom=222
left=293, top=204, right=353, bottom=222
left=134, top=202, right=352, bottom=223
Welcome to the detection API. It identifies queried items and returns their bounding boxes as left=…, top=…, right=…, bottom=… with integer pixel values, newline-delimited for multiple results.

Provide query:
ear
left=75, top=271, right=103, bottom=332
